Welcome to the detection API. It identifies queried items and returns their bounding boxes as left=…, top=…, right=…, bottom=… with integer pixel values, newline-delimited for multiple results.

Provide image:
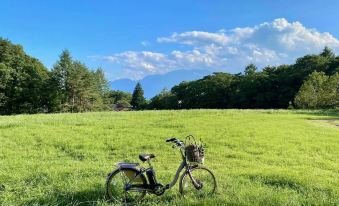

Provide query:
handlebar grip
left=166, top=138, right=176, bottom=142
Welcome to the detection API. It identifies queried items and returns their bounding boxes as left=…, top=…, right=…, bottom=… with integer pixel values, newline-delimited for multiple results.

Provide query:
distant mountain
left=109, top=78, right=136, bottom=94
left=109, top=69, right=211, bottom=98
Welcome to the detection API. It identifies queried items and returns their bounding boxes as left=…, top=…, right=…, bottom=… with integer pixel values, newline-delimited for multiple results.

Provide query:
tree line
left=0, top=38, right=338, bottom=115
left=147, top=47, right=339, bottom=110
left=0, top=38, right=148, bottom=114
left=0, top=38, right=110, bottom=115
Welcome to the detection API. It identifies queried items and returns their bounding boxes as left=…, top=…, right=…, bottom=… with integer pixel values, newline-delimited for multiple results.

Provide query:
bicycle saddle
left=139, top=154, right=156, bottom=162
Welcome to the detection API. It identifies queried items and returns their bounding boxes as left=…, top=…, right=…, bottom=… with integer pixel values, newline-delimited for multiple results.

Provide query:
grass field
left=0, top=110, right=338, bottom=206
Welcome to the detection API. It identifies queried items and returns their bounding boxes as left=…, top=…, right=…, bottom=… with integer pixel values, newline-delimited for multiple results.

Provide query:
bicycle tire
left=106, top=168, right=147, bottom=205
left=179, top=165, right=217, bottom=198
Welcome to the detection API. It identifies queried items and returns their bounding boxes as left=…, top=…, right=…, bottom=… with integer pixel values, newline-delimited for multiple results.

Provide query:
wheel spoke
left=180, top=166, right=216, bottom=198
left=106, top=169, right=147, bottom=205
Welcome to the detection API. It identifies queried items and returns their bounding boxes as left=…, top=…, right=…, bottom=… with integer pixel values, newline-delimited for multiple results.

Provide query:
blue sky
left=1, top=0, right=339, bottom=80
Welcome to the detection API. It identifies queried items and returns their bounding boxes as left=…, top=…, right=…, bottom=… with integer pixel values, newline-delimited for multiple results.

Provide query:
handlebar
left=166, top=137, right=184, bottom=148
left=166, top=138, right=176, bottom=142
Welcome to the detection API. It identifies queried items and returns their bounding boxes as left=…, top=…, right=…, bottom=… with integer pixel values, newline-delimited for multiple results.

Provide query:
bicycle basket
left=185, top=135, right=205, bottom=164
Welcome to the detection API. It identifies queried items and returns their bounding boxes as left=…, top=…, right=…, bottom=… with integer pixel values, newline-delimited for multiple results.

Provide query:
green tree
left=244, top=63, right=257, bottom=76
left=320, top=46, right=335, bottom=58
left=50, top=50, right=73, bottom=111
left=93, top=68, right=110, bottom=110
left=50, top=51, right=108, bottom=112
left=171, top=72, right=236, bottom=109
left=0, top=63, right=12, bottom=108
left=294, top=71, right=338, bottom=109
left=324, top=73, right=339, bottom=108
left=107, top=90, right=132, bottom=108
left=149, top=88, right=178, bottom=109
left=66, top=61, right=105, bottom=112
left=0, top=38, right=49, bottom=114
left=131, top=82, right=146, bottom=110
left=93, top=68, right=109, bottom=97
left=115, top=99, right=132, bottom=110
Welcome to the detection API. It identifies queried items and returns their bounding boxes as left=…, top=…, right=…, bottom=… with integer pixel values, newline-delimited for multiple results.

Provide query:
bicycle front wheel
left=179, top=166, right=217, bottom=198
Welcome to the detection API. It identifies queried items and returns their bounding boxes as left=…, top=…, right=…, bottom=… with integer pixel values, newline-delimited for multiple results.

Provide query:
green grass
left=0, top=110, right=338, bottom=206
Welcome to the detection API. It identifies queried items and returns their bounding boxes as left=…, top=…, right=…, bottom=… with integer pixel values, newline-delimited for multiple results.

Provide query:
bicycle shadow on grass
left=27, top=187, right=183, bottom=206
left=27, top=186, right=107, bottom=206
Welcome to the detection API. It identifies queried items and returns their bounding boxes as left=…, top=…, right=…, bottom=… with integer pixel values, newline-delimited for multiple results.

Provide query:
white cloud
left=106, top=51, right=175, bottom=79
left=141, top=41, right=150, bottom=47
left=157, top=31, right=231, bottom=45
left=101, top=18, right=339, bottom=80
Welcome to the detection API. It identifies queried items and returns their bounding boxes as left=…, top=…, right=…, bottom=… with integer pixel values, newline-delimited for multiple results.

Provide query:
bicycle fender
left=115, top=162, right=140, bottom=169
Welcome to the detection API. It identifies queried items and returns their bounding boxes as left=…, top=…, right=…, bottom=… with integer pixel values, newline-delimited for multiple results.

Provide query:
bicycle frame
left=123, top=146, right=190, bottom=193
left=164, top=147, right=187, bottom=189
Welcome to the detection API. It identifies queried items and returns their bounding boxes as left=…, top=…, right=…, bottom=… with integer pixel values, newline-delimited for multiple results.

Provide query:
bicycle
left=105, top=136, right=217, bottom=205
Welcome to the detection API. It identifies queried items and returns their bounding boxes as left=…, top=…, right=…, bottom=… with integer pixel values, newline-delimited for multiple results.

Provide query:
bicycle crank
left=152, top=183, right=165, bottom=196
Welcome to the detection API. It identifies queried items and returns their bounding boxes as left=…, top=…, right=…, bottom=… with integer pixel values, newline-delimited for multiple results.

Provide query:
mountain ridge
left=109, top=69, right=211, bottom=98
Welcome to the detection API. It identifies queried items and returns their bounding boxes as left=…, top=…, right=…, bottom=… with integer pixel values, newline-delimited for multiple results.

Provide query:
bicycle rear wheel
left=179, top=166, right=217, bottom=198
left=106, top=168, right=147, bottom=205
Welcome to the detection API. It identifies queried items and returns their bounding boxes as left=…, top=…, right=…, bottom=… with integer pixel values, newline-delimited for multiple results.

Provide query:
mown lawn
left=0, top=110, right=338, bottom=206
